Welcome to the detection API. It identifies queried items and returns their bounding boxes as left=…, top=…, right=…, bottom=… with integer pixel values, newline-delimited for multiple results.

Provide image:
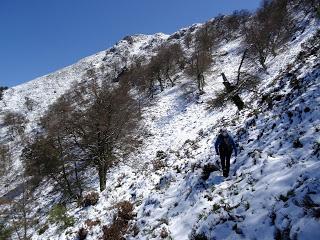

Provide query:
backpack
left=219, top=135, right=233, bottom=153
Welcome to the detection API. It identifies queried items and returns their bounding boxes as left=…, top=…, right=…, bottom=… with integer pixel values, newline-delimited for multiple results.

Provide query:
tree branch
left=236, top=49, right=247, bottom=85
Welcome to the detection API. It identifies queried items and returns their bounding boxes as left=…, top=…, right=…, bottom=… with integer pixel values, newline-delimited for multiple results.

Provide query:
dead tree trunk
left=236, top=49, right=247, bottom=85
left=221, top=73, right=244, bottom=111
left=219, top=50, right=247, bottom=111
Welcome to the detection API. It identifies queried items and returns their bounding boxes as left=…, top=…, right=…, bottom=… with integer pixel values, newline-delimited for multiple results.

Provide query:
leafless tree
left=23, top=96, right=86, bottom=200
left=9, top=175, right=34, bottom=240
left=195, top=24, right=216, bottom=53
left=184, top=32, right=193, bottom=49
left=244, top=0, right=294, bottom=69
left=0, top=144, right=11, bottom=176
left=156, top=43, right=185, bottom=87
left=3, top=111, right=28, bottom=137
left=223, top=10, right=250, bottom=40
left=185, top=49, right=212, bottom=93
left=209, top=50, right=260, bottom=111
left=72, top=81, right=141, bottom=191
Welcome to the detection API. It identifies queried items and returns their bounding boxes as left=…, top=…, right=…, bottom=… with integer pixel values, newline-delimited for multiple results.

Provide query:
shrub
left=24, top=97, right=36, bottom=111
left=279, top=194, right=289, bottom=202
left=81, top=192, right=99, bottom=207
left=2, top=111, right=27, bottom=136
left=212, top=204, right=221, bottom=212
left=160, top=227, right=169, bottom=238
left=201, top=164, right=219, bottom=180
left=0, top=222, right=12, bottom=240
left=77, top=227, right=88, bottom=240
left=116, top=201, right=134, bottom=221
left=191, top=233, right=208, bottom=240
left=156, top=150, right=167, bottom=159
left=152, top=158, right=166, bottom=171
left=302, top=194, right=320, bottom=215
left=0, top=86, right=8, bottom=101
left=316, top=5, right=320, bottom=18
left=102, top=201, right=134, bottom=240
left=312, top=208, right=320, bottom=219
left=85, top=219, right=101, bottom=228
left=38, top=224, right=49, bottom=235
left=48, top=204, right=75, bottom=229
left=293, top=138, right=303, bottom=148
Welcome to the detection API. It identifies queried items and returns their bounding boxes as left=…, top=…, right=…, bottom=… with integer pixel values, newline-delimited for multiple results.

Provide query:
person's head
left=219, top=128, right=228, bottom=137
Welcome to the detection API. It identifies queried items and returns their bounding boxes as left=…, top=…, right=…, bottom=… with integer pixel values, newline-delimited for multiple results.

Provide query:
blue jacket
left=215, top=134, right=237, bottom=156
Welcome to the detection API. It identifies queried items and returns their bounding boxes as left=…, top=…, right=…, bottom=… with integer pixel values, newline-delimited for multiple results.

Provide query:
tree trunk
left=258, top=54, right=267, bottom=70
left=197, top=74, right=201, bottom=91
left=149, top=80, right=154, bottom=98
left=57, top=136, right=75, bottom=199
left=61, top=160, right=74, bottom=198
left=236, top=49, right=247, bottom=85
left=221, top=73, right=245, bottom=111
left=231, top=95, right=245, bottom=110
left=158, top=76, right=164, bottom=91
left=221, top=73, right=235, bottom=92
left=166, top=71, right=175, bottom=87
left=197, top=73, right=205, bottom=92
left=74, top=161, right=83, bottom=199
left=98, top=166, right=107, bottom=192
left=22, top=182, right=28, bottom=240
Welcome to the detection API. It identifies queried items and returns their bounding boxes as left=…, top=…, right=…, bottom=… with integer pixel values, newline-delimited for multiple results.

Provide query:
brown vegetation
left=102, top=201, right=134, bottom=240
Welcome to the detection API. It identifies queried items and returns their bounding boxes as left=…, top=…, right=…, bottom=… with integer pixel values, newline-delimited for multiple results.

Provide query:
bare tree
left=244, top=0, right=294, bottom=69
left=23, top=96, right=86, bottom=200
left=185, top=49, right=212, bottom=93
left=223, top=10, right=250, bottom=40
left=209, top=50, right=260, bottom=110
left=156, top=43, right=185, bottom=87
left=9, top=175, right=34, bottom=240
left=148, top=56, right=165, bottom=92
left=3, top=111, right=28, bottom=137
left=0, top=144, right=11, bottom=176
left=184, top=32, right=193, bottom=49
left=195, top=24, right=216, bottom=53
left=73, top=82, right=141, bottom=191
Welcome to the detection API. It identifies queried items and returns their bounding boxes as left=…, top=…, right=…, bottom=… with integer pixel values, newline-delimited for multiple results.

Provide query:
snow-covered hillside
left=0, top=2, right=319, bottom=240
left=0, top=33, right=168, bottom=194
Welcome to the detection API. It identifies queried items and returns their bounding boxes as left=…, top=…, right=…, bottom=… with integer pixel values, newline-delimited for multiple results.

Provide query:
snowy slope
left=0, top=33, right=168, bottom=196
left=33, top=16, right=319, bottom=240
left=0, top=33, right=168, bottom=126
left=0, top=5, right=319, bottom=240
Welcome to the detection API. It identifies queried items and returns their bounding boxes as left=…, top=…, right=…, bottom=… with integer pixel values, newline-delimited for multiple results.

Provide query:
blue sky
left=0, top=0, right=261, bottom=87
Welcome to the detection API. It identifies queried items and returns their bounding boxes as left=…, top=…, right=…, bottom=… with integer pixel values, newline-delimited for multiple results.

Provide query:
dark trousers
left=219, top=149, right=232, bottom=177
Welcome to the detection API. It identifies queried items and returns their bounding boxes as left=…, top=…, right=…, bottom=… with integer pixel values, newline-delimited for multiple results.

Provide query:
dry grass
left=102, top=201, right=134, bottom=240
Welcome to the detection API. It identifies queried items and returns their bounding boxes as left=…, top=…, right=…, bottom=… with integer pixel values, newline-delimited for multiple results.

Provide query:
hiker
left=214, top=128, right=237, bottom=177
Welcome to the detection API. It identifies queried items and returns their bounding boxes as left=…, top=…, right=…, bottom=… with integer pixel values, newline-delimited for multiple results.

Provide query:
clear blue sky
left=0, top=0, right=261, bottom=87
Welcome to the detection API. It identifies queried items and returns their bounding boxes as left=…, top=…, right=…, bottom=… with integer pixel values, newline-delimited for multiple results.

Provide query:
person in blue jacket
left=215, top=128, right=237, bottom=177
